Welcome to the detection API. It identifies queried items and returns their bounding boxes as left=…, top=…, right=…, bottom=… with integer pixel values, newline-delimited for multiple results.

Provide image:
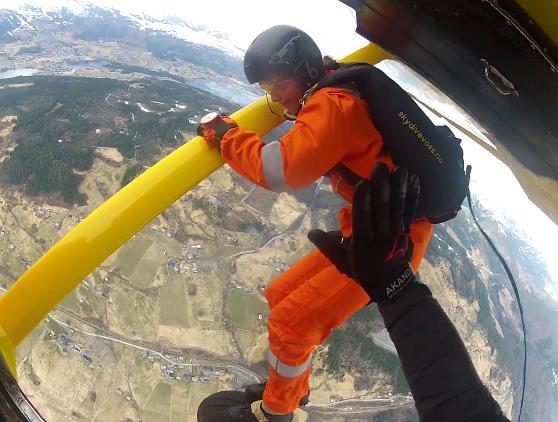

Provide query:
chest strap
left=326, top=163, right=363, bottom=187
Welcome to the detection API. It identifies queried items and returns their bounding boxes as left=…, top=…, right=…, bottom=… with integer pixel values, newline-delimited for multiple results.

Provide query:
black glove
left=308, top=164, right=420, bottom=303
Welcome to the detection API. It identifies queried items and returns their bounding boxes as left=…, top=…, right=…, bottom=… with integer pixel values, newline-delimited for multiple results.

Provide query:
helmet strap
left=299, top=83, right=319, bottom=107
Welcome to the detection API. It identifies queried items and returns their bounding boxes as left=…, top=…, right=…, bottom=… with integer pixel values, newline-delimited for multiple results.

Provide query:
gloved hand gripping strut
left=308, top=163, right=419, bottom=303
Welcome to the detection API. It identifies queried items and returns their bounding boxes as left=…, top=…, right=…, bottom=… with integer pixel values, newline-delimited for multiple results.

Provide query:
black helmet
left=244, top=25, right=324, bottom=89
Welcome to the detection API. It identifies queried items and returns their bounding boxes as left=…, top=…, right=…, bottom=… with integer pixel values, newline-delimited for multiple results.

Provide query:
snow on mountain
left=0, top=8, right=36, bottom=40
left=1, top=0, right=245, bottom=57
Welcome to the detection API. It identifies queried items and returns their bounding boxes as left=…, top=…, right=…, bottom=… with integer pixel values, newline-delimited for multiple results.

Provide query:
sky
left=118, top=0, right=369, bottom=57
left=156, top=0, right=369, bottom=57
left=7, top=0, right=369, bottom=58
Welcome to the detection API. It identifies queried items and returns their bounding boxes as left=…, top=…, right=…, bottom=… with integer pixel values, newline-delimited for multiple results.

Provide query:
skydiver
left=197, top=25, right=433, bottom=421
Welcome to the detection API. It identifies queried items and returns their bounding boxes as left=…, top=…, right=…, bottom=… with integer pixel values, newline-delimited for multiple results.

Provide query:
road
left=371, top=329, right=398, bottom=356
left=48, top=313, right=261, bottom=384
left=240, top=185, right=256, bottom=204
left=0, top=285, right=262, bottom=383
left=104, top=92, right=124, bottom=109
left=223, top=231, right=295, bottom=260
left=49, top=306, right=416, bottom=418
left=306, top=402, right=415, bottom=417
left=53, top=305, right=261, bottom=378
left=296, top=177, right=324, bottom=232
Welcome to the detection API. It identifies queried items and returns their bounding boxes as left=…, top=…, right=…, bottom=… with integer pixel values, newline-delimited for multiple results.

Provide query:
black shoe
left=245, top=382, right=309, bottom=407
left=197, top=390, right=293, bottom=422
left=198, top=391, right=245, bottom=422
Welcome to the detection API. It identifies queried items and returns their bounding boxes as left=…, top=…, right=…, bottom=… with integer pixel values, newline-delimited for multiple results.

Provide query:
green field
left=159, top=275, right=190, bottom=328
left=170, top=382, right=191, bottom=422
left=78, top=282, right=106, bottom=320
left=129, top=241, right=166, bottom=288
left=158, top=236, right=182, bottom=256
left=132, top=255, right=162, bottom=288
left=92, top=271, right=102, bottom=284
left=235, top=329, right=257, bottom=358
left=60, top=289, right=80, bottom=313
left=109, top=284, right=159, bottom=339
left=143, top=382, right=172, bottom=421
left=44, top=318, right=66, bottom=336
left=228, top=289, right=268, bottom=330
left=117, top=236, right=153, bottom=278
left=187, top=383, right=220, bottom=420
left=36, top=221, right=58, bottom=246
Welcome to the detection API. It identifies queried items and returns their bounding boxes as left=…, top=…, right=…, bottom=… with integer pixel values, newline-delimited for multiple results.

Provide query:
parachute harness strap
left=467, top=192, right=526, bottom=421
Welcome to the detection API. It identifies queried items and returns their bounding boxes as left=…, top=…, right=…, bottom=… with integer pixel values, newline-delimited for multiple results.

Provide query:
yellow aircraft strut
left=0, top=43, right=389, bottom=378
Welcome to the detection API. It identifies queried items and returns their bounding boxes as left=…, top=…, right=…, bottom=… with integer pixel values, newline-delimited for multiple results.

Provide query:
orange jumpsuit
left=219, top=87, right=433, bottom=413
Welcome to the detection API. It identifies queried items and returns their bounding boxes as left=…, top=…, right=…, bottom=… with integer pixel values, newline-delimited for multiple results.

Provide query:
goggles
left=259, top=77, right=289, bottom=95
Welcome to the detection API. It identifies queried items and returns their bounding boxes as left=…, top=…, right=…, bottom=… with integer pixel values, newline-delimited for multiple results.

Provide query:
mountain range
left=1, top=0, right=245, bottom=80
left=1, top=0, right=244, bottom=55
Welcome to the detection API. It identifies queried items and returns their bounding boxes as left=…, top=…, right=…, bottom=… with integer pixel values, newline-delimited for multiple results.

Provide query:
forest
left=2, top=140, right=92, bottom=204
left=324, top=304, right=410, bottom=394
left=0, top=75, right=233, bottom=203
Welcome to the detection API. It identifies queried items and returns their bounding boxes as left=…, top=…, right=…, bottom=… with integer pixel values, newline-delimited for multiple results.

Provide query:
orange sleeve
left=219, top=88, right=363, bottom=191
left=219, top=127, right=270, bottom=188
left=279, top=89, right=351, bottom=189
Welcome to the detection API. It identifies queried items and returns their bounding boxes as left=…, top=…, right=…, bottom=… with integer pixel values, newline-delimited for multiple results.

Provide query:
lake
left=0, top=68, right=38, bottom=79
